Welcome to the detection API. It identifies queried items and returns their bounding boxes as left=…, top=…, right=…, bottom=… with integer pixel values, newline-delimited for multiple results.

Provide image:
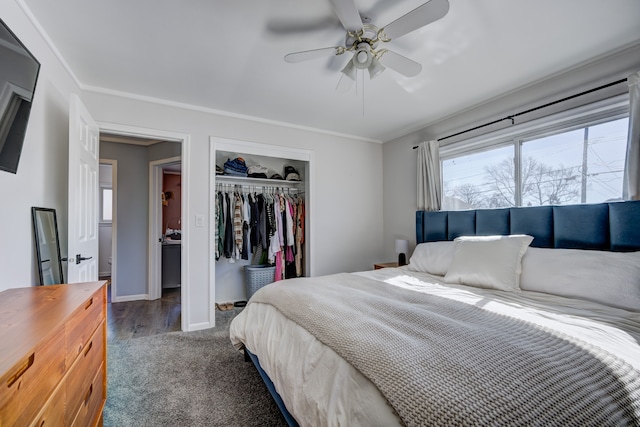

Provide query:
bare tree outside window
left=482, top=157, right=581, bottom=207
left=522, top=159, right=580, bottom=206
left=483, top=157, right=516, bottom=207
left=452, top=183, right=485, bottom=206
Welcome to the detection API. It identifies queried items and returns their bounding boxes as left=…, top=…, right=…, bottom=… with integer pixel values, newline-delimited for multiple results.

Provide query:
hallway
left=107, top=287, right=181, bottom=341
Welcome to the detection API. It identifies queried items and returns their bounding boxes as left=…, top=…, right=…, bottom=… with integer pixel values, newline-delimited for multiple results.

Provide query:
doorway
left=149, top=157, right=182, bottom=302
left=98, top=128, right=187, bottom=330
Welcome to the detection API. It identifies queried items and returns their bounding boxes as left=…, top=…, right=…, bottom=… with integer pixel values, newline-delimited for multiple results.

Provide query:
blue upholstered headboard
left=416, top=200, right=640, bottom=252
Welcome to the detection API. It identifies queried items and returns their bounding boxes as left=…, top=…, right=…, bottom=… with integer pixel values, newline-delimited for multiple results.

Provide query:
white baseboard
left=186, top=321, right=212, bottom=332
left=112, top=293, right=148, bottom=303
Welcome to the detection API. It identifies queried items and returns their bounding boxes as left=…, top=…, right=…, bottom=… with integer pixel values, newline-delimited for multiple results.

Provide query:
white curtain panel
left=417, top=140, right=442, bottom=211
left=624, top=71, right=640, bottom=200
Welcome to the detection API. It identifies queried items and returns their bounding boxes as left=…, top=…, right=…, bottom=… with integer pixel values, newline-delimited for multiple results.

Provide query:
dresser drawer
left=30, top=382, right=66, bottom=427
left=65, top=287, right=105, bottom=367
left=0, top=327, right=66, bottom=426
left=65, top=321, right=105, bottom=425
left=71, top=361, right=105, bottom=427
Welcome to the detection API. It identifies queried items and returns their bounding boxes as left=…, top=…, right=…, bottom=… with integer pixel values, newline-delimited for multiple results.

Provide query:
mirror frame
left=31, top=207, right=64, bottom=285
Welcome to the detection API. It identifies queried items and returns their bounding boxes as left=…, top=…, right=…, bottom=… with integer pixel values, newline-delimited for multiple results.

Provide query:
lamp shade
left=395, top=239, right=409, bottom=254
left=341, top=60, right=356, bottom=81
left=368, top=56, right=386, bottom=79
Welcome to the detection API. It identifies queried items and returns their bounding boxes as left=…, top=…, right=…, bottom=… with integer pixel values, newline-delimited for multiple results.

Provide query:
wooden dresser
left=0, top=281, right=107, bottom=426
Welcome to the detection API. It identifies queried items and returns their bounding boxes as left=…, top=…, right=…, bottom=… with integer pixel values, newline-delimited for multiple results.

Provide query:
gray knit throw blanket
left=250, top=273, right=640, bottom=427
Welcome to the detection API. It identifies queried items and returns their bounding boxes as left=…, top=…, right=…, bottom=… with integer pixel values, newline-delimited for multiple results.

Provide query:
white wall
left=81, top=91, right=384, bottom=329
left=0, top=1, right=81, bottom=291
left=382, top=43, right=640, bottom=262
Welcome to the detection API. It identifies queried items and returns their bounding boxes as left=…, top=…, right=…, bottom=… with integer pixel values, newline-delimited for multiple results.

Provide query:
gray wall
left=149, top=141, right=181, bottom=161
left=382, top=43, right=640, bottom=262
left=99, top=140, right=181, bottom=298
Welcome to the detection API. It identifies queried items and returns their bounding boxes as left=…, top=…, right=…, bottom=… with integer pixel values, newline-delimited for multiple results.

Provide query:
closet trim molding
left=209, top=136, right=315, bottom=327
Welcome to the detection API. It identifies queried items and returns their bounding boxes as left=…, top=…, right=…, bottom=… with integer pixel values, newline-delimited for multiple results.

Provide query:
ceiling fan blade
left=284, top=47, right=343, bottom=63
left=380, top=0, right=449, bottom=41
left=329, top=0, right=363, bottom=33
left=379, top=50, right=422, bottom=77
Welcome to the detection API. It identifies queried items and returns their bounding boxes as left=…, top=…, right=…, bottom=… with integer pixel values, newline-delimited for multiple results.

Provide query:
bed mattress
left=230, top=267, right=640, bottom=426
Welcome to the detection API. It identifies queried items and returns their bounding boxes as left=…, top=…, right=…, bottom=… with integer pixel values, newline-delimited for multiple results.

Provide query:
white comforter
left=229, top=268, right=640, bottom=426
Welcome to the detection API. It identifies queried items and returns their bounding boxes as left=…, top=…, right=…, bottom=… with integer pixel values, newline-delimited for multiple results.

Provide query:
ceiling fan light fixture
left=283, top=0, right=450, bottom=89
left=368, top=56, right=385, bottom=79
left=353, top=43, right=372, bottom=69
left=341, top=60, right=357, bottom=81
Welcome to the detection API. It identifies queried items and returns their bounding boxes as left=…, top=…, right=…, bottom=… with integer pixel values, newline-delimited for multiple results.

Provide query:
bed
left=230, top=201, right=640, bottom=426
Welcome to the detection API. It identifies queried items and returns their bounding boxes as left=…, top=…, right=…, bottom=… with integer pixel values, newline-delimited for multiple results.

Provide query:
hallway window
left=101, top=187, right=112, bottom=222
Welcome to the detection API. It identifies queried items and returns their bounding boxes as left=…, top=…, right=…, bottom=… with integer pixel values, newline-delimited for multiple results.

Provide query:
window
left=101, top=187, right=112, bottom=222
left=442, top=98, right=629, bottom=210
left=521, top=118, right=628, bottom=206
left=443, top=145, right=514, bottom=209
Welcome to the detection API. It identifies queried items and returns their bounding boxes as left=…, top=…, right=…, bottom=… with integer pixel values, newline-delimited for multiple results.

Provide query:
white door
left=67, top=94, right=99, bottom=283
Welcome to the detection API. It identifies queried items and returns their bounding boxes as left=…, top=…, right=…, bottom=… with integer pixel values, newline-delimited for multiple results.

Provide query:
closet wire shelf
left=216, top=175, right=304, bottom=187
left=216, top=175, right=304, bottom=194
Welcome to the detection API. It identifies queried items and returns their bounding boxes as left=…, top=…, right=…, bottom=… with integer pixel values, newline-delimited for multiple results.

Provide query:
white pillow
left=407, top=241, right=456, bottom=276
left=521, top=247, right=640, bottom=311
left=444, top=235, right=534, bottom=292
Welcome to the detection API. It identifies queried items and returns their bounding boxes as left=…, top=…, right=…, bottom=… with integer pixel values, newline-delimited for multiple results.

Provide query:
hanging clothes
left=241, top=194, right=250, bottom=260
left=295, top=197, right=305, bottom=277
left=214, top=191, right=220, bottom=261
left=258, top=194, right=267, bottom=250
left=223, top=192, right=233, bottom=258
left=217, top=192, right=225, bottom=259
left=234, top=192, right=243, bottom=259
left=249, top=193, right=259, bottom=248
left=214, top=186, right=305, bottom=279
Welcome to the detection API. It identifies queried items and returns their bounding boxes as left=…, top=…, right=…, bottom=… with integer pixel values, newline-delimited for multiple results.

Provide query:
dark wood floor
left=107, top=286, right=181, bottom=341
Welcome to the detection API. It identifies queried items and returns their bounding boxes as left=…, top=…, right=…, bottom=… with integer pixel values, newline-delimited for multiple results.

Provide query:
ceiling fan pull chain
left=362, top=73, right=365, bottom=117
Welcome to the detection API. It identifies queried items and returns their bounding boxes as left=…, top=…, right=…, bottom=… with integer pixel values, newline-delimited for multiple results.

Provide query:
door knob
left=76, top=254, right=93, bottom=265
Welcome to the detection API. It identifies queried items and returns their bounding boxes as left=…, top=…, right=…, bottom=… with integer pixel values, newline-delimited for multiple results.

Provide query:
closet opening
left=211, top=138, right=313, bottom=315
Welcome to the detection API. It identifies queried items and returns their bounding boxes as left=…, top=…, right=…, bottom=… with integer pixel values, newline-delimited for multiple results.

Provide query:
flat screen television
left=0, top=18, right=40, bottom=174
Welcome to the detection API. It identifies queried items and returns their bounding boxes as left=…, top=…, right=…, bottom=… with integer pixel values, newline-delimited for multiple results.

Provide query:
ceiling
left=20, top=0, right=640, bottom=143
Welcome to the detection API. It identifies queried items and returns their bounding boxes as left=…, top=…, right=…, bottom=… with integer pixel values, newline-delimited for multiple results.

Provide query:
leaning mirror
left=32, top=207, right=64, bottom=285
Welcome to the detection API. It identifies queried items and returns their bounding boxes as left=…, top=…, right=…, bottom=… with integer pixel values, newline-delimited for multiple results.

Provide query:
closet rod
left=412, top=77, right=628, bottom=149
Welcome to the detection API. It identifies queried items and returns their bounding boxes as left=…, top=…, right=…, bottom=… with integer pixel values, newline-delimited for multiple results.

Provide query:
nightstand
left=374, top=262, right=399, bottom=270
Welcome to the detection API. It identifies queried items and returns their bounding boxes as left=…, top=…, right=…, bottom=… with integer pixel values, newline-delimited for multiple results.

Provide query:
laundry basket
left=244, top=265, right=276, bottom=299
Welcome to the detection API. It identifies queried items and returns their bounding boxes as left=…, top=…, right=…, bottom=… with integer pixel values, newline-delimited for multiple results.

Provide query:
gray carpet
left=104, top=308, right=288, bottom=426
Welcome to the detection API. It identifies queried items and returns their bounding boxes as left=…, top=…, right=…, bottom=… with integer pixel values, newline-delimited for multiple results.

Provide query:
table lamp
left=395, top=239, right=409, bottom=266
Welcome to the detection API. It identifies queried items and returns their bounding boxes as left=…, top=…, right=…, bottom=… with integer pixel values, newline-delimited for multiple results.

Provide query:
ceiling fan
left=284, top=0, right=450, bottom=89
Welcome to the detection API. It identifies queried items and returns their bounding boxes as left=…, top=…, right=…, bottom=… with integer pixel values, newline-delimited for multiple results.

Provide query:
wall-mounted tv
left=0, top=18, right=40, bottom=174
